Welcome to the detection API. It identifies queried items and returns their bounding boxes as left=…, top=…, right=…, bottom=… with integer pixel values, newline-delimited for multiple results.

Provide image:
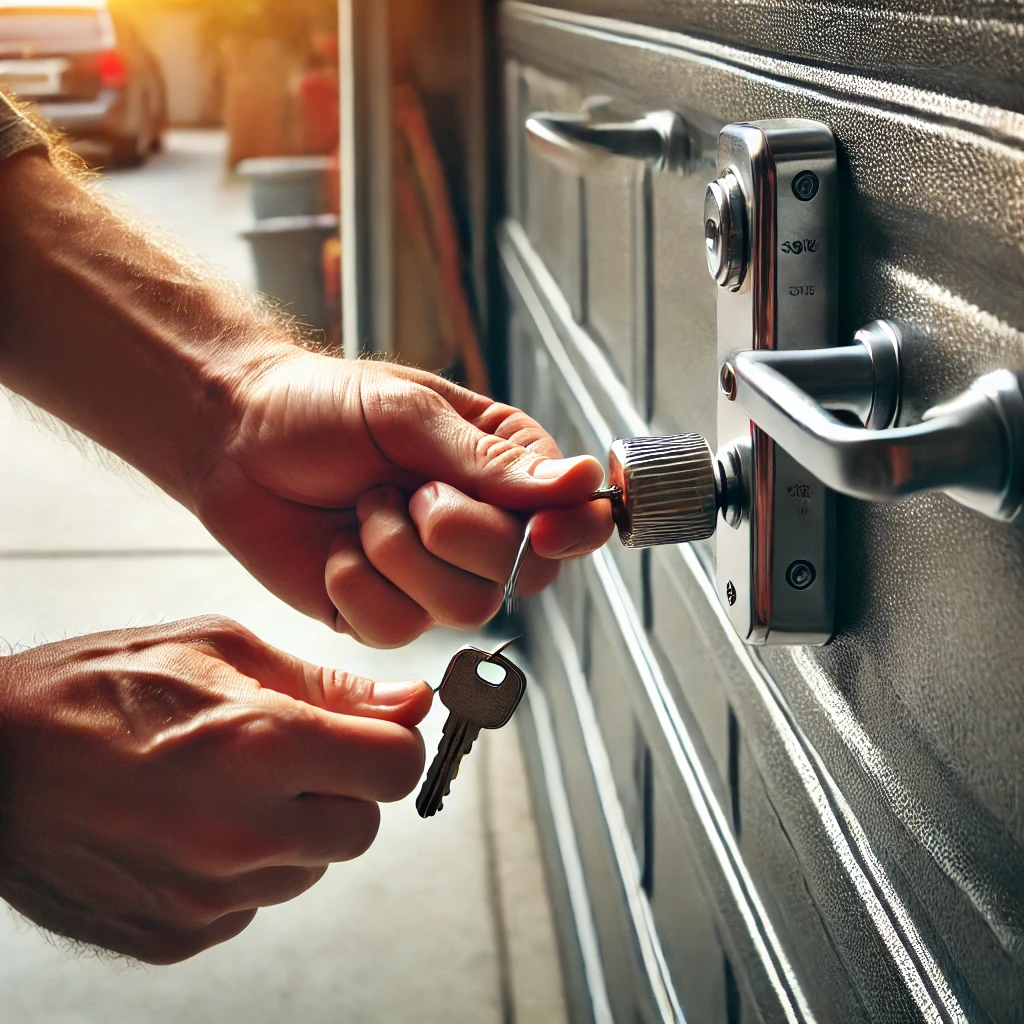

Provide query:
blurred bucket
left=242, top=213, right=339, bottom=332
left=237, top=156, right=333, bottom=220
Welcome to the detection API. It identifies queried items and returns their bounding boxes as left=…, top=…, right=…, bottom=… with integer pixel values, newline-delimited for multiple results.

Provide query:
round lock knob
left=608, top=434, right=720, bottom=549
left=704, top=170, right=747, bottom=291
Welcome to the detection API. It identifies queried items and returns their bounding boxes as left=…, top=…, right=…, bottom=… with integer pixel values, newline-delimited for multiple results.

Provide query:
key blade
left=417, top=714, right=469, bottom=818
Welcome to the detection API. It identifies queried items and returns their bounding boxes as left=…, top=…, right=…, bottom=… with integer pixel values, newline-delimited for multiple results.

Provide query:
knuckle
left=183, top=615, right=261, bottom=657
left=323, top=668, right=373, bottom=705
left=405, top=383, right=450, bottom=421
left=473, top=432, right=520, bottom=471
left=326, top=545, right=366, bottom=594
left=171, top=888, right=231, bottom=930
left=221, top=712, right=286, bottom=762
left=190, top=613, right=246, bottom=639
left=416, top=502, right=458, bottom=558
left=360, top=612, right=434, bottom=650
left=437, top=588, right=502, bottom=631
left=365, top=377, right=448, bottom=433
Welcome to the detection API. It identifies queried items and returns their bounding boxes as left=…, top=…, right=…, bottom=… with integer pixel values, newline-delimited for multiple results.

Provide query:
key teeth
left=416, top=792, right=440, bottom=818
left=415, top=735, right=476, bottom=818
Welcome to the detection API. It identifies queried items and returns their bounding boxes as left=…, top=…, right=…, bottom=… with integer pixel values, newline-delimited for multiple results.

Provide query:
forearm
left=0, top=149, right=295, bottom=506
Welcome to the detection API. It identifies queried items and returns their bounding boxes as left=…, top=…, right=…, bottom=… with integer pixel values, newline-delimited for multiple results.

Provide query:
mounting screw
left=786, top=560, right=817, bottom=590
left=792, top=170, right=819, bottom=202
left=726, top=580, right=737, bottom=606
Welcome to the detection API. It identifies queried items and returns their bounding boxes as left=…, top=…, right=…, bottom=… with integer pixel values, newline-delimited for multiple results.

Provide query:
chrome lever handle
left=721, top=321, right=1024, bottom=523
left=525, top=110, right=688, bottom=175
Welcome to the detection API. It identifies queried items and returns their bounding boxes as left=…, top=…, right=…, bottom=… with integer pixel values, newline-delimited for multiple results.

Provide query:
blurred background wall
left=111, top=0, right=338, bottom=160
left=121, top=0, right=220, bottom=126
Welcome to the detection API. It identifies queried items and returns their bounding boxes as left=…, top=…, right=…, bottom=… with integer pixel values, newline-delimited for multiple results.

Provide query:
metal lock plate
left=713, top=120, right=838, bottom=644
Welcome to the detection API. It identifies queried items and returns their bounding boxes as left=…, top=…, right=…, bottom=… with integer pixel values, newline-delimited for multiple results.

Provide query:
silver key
left=502, top=486, right=623, bottom=615
left=416, top=643, right=527, bottom=818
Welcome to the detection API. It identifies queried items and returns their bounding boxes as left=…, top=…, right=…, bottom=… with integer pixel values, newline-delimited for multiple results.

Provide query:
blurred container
left=243, top=213, right=339, bottom=332
left=238, top=155, right=332, bottom=220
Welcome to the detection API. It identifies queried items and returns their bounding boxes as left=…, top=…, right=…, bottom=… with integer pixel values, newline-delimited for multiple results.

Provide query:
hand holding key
left=0, top=617, right=431, bottom=963
left=198, top=356, right=614, bottom=649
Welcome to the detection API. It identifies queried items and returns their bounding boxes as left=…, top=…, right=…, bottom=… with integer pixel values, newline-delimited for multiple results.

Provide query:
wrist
left=177, top=334, right=300, bottom=508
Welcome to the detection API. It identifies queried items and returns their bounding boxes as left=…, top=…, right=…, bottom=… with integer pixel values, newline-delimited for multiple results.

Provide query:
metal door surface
left=497, top=3, right=1024, bottom=1021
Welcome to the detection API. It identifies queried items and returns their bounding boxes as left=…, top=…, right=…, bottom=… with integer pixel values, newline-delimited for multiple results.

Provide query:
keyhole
left=476, top=660, right=507, bottom=687
left=705, top=217, right=719, bottom=253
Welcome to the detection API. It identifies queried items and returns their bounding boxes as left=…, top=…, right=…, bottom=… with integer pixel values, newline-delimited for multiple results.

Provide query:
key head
left=438, top=648, right=527, bottom=730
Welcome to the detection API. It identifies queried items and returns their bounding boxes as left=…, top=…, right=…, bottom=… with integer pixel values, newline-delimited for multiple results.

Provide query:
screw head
left=786, top=560, right=817, bottom=591
left=792, top=170, right=819, bottom=202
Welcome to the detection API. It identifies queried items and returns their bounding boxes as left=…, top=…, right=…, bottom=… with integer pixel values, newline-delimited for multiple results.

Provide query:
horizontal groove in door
left=526, top=596, right=683, bottom=1022
left=505, top=2, right=1024, bottom=138
left=504, top=32, right=1024, bottom=1011
left=521, top=677, right=617, bottom=1024
left=503, top=236, right=974, bottom=1020
left=506, top=1, right=1024, bottom=114
left=503, top=3, right=1024, bottom=335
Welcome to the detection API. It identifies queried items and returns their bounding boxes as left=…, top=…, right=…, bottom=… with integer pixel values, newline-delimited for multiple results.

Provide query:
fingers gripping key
left=416, top=646, right=527, bottom=818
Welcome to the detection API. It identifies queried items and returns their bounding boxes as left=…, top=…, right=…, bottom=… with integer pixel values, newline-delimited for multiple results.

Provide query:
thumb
left=365, top=376, right=605, bottom=509
left=313, top=671, right=434, bottom=726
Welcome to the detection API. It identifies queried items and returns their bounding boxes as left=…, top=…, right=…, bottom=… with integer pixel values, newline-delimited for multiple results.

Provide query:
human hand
left=192, top=354, right=614, bottom=647
left=0, top=155, right=611, bottom=644
left=0, top=616, right=430, bottom=964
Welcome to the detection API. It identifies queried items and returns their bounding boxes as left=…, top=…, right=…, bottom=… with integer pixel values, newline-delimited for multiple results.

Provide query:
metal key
left=416, top=643, right=527, bottom=818
left=502, top=485, right=623, bottom=615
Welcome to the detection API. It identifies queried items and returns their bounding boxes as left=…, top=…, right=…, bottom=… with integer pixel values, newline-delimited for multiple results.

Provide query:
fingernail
left=532, top=456, right=590, bottom=480
left=372, top=680, right=428, bottom=706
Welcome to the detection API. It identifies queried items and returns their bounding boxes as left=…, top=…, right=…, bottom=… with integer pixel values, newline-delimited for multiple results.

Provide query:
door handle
left=525, top=109, right=688, bottom=174
left=596, top=119, right=1024, bottom=647
left=721, top=322, right=1024, bottom=524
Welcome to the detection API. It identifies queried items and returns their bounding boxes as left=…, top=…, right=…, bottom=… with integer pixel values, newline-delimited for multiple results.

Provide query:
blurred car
left=0, top=0, right=166, bottom=166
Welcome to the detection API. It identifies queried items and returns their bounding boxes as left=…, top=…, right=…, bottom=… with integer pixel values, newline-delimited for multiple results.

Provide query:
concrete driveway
left=0, top=130, right=566, bottom=1024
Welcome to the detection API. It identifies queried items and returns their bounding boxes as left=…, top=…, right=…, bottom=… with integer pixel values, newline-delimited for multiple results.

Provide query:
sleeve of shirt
left=0, top=91, right=48, bottom=161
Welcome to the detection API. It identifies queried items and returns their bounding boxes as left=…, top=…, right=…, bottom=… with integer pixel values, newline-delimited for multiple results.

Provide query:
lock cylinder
left=608, top=433, right=744, bottom=548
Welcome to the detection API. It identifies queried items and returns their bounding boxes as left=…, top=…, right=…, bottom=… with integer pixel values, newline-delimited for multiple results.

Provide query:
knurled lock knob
left=608, top=434, right=720, bottom=549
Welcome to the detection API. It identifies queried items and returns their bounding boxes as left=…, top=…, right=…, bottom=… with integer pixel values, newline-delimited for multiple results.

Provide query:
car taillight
left=97, top=49, right=126, bottom=89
